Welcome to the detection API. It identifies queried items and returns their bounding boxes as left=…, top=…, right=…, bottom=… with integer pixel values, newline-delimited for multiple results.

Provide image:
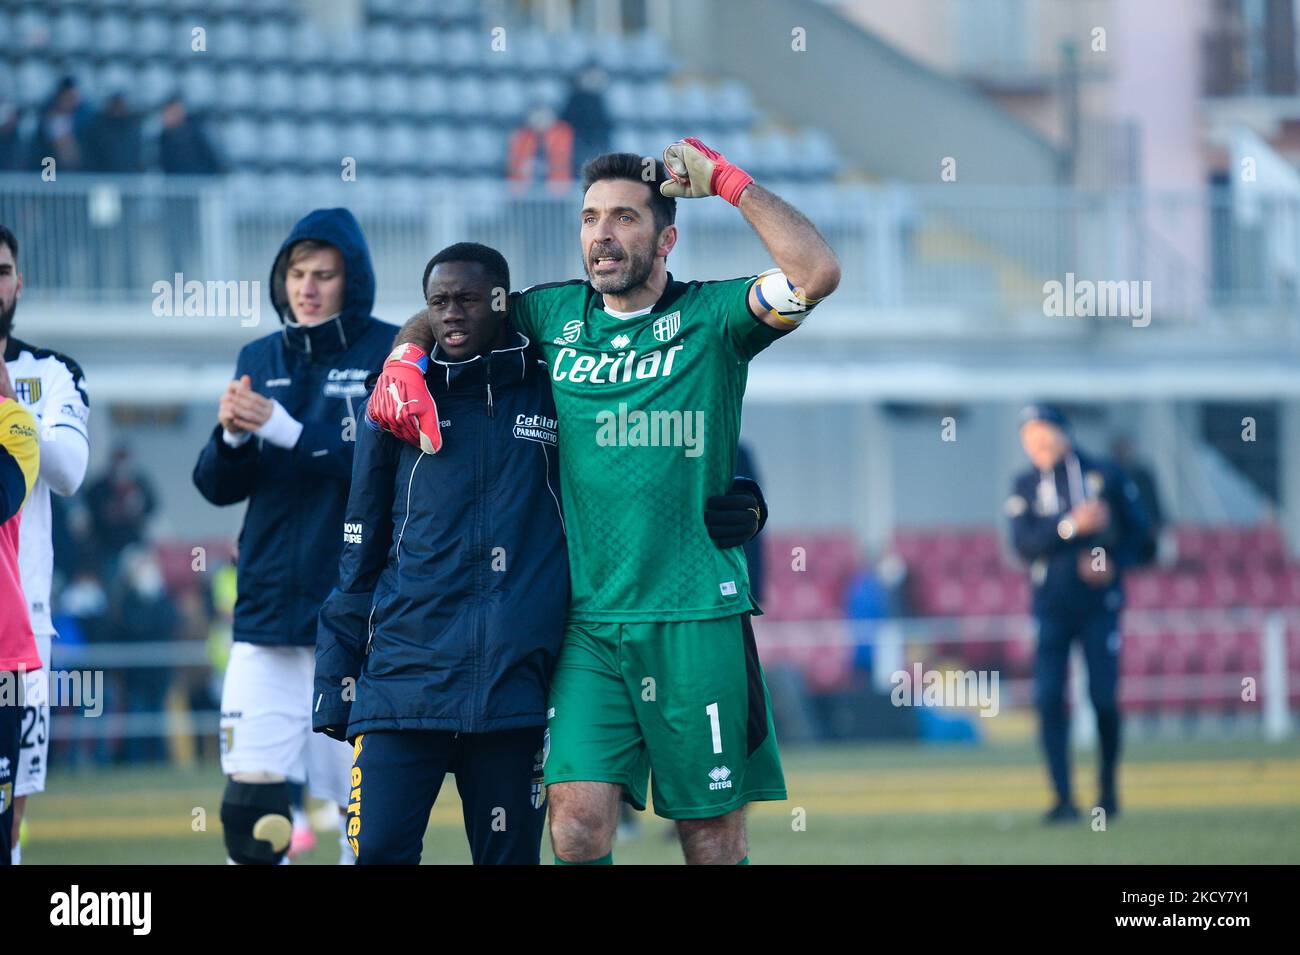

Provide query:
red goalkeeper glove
left=660, top=137, right=754, bottom=206
left=366, top=344, right=442, bottom=454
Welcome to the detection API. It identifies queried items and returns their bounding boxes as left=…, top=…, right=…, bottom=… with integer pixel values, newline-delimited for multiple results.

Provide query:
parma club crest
left=14, top=378, right=41, bottom=405
left=652, top=310, right=681, bottom=343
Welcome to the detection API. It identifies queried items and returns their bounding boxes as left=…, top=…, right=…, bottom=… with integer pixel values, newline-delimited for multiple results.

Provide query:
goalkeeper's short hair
left=423, top=242, right=510, bottom=299
left=581, top=152, right=677, bottom=234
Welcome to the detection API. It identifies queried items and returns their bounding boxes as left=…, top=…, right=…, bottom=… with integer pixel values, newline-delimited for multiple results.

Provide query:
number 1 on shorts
left=705, top=702, right=722, bottom=754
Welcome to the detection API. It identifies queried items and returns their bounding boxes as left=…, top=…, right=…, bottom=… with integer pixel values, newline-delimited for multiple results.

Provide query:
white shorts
left=219, top=641, right=352, bottom=807
left=15, top=632, right=52, bottom=798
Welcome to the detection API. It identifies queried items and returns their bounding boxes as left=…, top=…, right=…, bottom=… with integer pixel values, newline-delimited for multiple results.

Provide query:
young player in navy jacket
left=194, top=208, right=397, bottom=864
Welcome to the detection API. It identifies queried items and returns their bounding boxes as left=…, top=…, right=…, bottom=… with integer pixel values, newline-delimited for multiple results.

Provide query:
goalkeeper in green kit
left=366, top=138, right=841, bottom=864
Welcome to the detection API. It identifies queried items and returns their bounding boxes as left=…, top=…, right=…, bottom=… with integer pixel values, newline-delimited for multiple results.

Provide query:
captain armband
left=753, top=269, right=821, bottom=327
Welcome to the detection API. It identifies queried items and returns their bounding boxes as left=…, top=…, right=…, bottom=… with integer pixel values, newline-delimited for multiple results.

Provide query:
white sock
left=10, top=843, right=20, bottom=865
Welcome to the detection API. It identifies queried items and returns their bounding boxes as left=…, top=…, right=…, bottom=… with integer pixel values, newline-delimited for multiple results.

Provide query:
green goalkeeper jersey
left=509, top=272, right=789, bottom=622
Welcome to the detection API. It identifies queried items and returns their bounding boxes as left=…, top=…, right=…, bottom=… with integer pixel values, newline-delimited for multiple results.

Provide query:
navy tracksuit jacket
left=1007, top=448, right=1153, bottom=805
left=315, top=332, right=568, bottom=863
left=193, top=208, right=398, bottom=646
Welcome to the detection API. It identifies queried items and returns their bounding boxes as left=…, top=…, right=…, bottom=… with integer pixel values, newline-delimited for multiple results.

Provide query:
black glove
left=704, top=477, right=768, bottom=549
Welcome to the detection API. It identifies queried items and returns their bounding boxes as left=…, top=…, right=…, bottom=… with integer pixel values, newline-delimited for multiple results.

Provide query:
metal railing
left=42, top=607, right=1296, bottom=745
left=2, top=173, right=1297, bottom=332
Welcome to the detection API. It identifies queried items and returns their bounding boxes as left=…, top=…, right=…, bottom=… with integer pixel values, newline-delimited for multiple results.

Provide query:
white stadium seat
left=216, top=66, right=257, bottom=113
left=297, top=70, right=335, bottom=115
left=179, top=64, right=219, bottom=113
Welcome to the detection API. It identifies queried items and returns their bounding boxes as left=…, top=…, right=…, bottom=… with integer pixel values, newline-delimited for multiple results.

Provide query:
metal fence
left=2, top=172, right=1297, bottom=330
left=43, top=607, right=1296, bottom=749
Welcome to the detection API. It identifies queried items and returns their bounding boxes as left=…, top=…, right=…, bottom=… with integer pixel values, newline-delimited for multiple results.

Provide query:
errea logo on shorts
left=343, top=522, right=363, bottom=544
left=708, top=766, right=733, bottom=790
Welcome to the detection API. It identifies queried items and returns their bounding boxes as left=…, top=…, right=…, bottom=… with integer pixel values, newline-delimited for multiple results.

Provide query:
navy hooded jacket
left=1007, top=448, right=1153, bottom=617
left=314, top=332, right=569, bottom=735
left=193, top=208, right=399, bottom=646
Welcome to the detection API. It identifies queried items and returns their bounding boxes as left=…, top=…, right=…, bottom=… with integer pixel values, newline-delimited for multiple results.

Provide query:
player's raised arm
left=392, top=307, right=435, bottom=351
left=660, top=137, right=841, bottom=329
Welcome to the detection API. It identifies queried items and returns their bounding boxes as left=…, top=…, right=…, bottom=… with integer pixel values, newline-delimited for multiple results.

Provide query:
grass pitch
left=20, top=737, right=1299, bottom=864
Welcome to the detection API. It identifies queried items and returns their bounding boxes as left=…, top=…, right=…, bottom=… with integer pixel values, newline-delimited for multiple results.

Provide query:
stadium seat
left=209, top=18, right=253, bottom=64
left=286, top=23, right=330, bottom=67
left=51, top=10, right=93, bottom=57
left=297, top=70, right=335, bottom=115
left=14, top=10, right=53, bottom=53
left=447, top=76, right=489, bottom=119
left=134, top=12, right=174, bottom=59
left=135, top=62, right=175, bottom=109
left=300, top=119, right=337, bottom=167
left=409, top=75, right=451, bottom=119
left=346, top=119, right=386, bottom=166
left=250, top=20, right=292, bottom=65
left=420, top=125, right=458, bottom=172
left=626, top=30, right=674, bottom=78
left=179, top=63, right=219, bottom=112
left=512, top=30, right=552, bottom=75
left=335, top=72, right=372, bottom=117
left=402, top=27, right=440, bottom=68
left=262, top=118, right=301, bottom=169
left=216, top=66, right=258, bottom=114
left=443, top=29, right=484, bottom=71
left=486, top=76, right=526, bottom=125
left=257, top=67, right=298, bottom=114
left=605, top=83, right=639, bottom=124
left=367, top=24, right=404, bottom=65
left=219, top=116, right=260, bottom=166
left=96, top=61, right=137, bottom=99
left=369, top=72, right=409, bottom=119
left=15, top=60, right=56, bottom=108
left=376, top=123, right=420, bottom=174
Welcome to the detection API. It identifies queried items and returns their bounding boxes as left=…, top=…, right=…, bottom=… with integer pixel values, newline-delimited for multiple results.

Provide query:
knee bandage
left=221, top=779, right=293, bottom=865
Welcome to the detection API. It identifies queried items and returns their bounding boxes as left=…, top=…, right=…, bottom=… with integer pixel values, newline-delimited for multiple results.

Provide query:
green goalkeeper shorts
left=543, top=612, right=787, bottom=820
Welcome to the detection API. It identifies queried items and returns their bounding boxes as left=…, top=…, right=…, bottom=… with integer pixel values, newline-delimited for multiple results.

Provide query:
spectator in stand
left=85, top=93, right=143, bottom=173
left=30, top=77, right=94, bottom=173
left=157, top=97, right=223, bottom=175
left=0, top=98, right=22, bottom=170
left=506, top=105, right=574, bottom=195
left=559, top=63, right=612, bottom=172
left=157, top=96, right=223, bottom=273
left=84, top=446, right=158, bottom=580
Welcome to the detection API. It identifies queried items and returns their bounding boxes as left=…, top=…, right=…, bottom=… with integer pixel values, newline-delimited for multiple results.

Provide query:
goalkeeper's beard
left=0, top=295, right=15, bottom=341
left=585, top=242, right=654, bottom=297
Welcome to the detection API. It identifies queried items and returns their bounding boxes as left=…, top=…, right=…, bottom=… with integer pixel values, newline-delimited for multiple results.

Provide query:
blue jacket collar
left=427, top=332, right=532, bottom=394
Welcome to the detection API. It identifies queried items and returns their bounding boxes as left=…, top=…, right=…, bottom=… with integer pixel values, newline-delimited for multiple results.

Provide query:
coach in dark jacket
left=315, top=243, right=767, bottom=865
left=192, top=207, right=396, bottom=865
left=1007, top=403, right=1153, bottom=825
